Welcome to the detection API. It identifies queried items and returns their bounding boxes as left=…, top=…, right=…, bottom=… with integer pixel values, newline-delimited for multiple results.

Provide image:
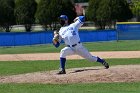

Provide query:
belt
left=67, top=42, right=80, bottom=47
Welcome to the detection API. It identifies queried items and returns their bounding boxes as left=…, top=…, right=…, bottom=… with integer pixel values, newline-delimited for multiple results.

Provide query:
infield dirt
left=0, top=51, right=140, bottom=84
left=0, top=65, right=140, bottom=84
left=0, top=51, right=140, bottom=61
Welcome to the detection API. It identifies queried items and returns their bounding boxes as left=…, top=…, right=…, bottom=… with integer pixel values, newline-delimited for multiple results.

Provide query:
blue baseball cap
left=59, top=15, right=68, bottom=20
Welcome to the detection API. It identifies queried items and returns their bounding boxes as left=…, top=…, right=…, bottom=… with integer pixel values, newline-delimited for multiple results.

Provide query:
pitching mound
left=0, top=65, right=140, bottom=84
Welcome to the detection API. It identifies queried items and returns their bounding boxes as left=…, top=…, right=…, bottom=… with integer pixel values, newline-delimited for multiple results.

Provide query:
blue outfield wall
left=79, top=30, right=117, bottom=42
left=0, top=31, right=53, bottom=46
left=0, top=30, right=117, bottom=46
left=117, top=23, right=140, bottom=40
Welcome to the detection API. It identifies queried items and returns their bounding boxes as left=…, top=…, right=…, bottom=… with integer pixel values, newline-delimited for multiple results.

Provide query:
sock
left=96, top=57, right=104, bottom=64
left=60, top=57, right=66, bottom=70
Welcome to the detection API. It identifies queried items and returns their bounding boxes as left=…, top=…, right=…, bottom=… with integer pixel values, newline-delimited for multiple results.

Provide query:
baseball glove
left=53, top=30, right=59, bottom=45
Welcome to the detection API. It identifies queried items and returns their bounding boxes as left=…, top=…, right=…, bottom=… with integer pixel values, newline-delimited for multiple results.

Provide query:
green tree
left=74, top=0, right=89, bottom=3
left=0, top=0, right=15, bottom=32
left=87, top=0, right=102, bottom=29
left=36, top=0, right=52, bottom=30
left=131, top=0, right=140, bottom=21
left=107, top=0, right=133, bottom=28
left=87, top=0, right=133, bottom=29
left=96, top=0, right=112, bottom=29
left=36, top=0, right=62, bottom=30
left=15, top=0, right=37, bottom=32
left=61, top=0, right=76, bottom=24
left=49, top=0, right=62, bottom=29
left=36, top=0, right=76, bottom=30
left=110, top=0, right=133, bottom=22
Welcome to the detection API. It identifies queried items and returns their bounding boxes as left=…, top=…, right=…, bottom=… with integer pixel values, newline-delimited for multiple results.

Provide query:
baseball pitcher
left=53, top=15, right=109, bottom=74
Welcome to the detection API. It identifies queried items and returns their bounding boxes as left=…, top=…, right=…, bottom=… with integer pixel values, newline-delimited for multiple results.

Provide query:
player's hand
left=53, top=30, right=59, bottom=44
left=74, top=17, right=79, bottom=22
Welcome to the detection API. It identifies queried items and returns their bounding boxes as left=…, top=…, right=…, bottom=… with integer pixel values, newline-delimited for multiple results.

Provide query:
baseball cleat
left=102, top=60, right=109, bottom=69
left=57, top=70, right=66, bottom=75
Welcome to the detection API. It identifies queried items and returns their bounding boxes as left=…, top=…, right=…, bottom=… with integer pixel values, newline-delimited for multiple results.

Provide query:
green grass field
left=0, top=40, right=140, bottom=93
left=0, top=40, right=140, bottom=54
left=0, top=58, right=140, bottom=76
left=0, top=58, right=139, bottom=93
left=0, top=82, right=140, bottom=93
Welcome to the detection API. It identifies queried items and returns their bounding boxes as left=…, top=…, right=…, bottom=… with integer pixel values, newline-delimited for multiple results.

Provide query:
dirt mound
left=0, top=65, right=140, bottom=84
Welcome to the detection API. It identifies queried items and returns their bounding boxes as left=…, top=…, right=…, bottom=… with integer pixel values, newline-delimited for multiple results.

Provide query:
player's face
left=60, top=19, right=66, bottom=26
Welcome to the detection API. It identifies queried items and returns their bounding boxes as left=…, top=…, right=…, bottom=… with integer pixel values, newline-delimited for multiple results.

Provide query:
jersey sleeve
left=58, top=35, right=62, bottom=42
left=57, top=30, right=62, bottom=43
left=73, top=16, right=85, bottom=29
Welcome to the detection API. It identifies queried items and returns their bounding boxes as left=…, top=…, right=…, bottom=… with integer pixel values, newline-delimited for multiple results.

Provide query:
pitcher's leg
left=76, top=46, right=98, bottom=62
left=58, top=47, right=75, bottom=74
left=76, top=46, right=109, bottom=69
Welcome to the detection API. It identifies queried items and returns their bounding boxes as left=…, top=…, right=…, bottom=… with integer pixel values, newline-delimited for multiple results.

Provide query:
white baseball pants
left=60, top=43, right=98, bottom=62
